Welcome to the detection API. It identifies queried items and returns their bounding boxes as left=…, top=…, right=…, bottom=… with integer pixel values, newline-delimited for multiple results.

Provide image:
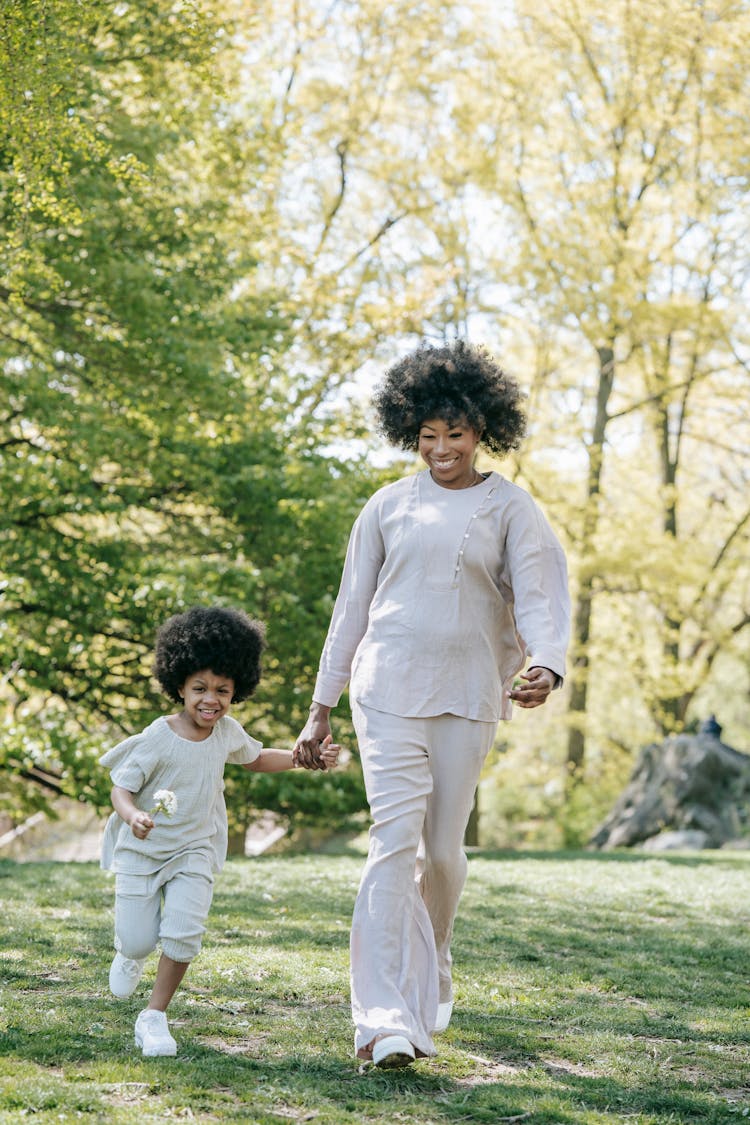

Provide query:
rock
left=641, top=829, right=709, bottom=852
left=590, top=717, right=750, bottom=850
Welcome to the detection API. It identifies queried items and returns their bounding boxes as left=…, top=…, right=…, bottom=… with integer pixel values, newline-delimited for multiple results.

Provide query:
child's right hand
left=318, top=736, right=342, bottom=770
left=294, top=734, right=341, bottom=771
left=128, top=810, right=155, bottom=840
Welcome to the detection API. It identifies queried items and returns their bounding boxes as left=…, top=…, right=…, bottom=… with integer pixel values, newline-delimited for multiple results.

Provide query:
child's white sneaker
left=109, top=952, right=146, bottom=998
left=134, top=1008, right=177, bottom=1057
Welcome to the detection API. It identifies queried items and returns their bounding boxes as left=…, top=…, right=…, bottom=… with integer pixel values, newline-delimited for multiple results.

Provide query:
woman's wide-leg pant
left=350, top=701, right=497, bottom=1058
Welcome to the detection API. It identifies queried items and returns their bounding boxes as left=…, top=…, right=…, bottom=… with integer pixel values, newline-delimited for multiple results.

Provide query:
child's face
left=178, top=668, right=235, bottom=734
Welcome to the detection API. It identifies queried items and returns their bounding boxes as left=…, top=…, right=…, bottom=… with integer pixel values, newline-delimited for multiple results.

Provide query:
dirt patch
left=196, top=1034, right=271, bottom=1056
left=454, top=1051, right=528, bottom=1085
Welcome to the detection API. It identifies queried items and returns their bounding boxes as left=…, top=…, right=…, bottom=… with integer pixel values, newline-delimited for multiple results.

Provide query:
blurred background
left=1, top=0, right=748, bottom=854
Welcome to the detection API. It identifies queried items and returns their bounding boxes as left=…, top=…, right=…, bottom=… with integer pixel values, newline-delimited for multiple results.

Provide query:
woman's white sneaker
left=109, top=953, right=146, bottom=998
left=134, top=1009, right=177, bottom=1057
left=372, top=1034, right=415, bottom=1068
left=433, top=1000, right=453, bottom=1033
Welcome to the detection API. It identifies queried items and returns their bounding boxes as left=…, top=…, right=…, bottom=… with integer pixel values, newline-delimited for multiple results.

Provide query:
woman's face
left=418, top=416, right=481, bottom=489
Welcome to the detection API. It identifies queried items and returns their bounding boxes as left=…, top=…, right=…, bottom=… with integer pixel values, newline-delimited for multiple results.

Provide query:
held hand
left=316, top=735, right=342, bottom=771
left=128, top=810, right=155, bottom=839
left=293, top=708, right=332, bottom=770
left=509, top=666, right=557, bottom=709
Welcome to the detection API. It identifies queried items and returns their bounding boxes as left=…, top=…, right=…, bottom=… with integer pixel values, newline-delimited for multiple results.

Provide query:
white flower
left=149, top=789, right=178, bottom=817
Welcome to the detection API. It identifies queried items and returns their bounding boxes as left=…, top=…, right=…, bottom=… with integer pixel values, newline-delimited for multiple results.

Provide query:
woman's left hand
left=509, top=666, right=557, bottom=708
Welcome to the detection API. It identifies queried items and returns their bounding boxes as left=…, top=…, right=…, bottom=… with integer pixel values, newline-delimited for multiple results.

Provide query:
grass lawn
left=0, top=846, right=748, bottom=1123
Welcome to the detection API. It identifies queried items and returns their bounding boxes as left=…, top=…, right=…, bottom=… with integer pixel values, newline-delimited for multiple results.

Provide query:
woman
left=295, top=341, right=569, bottom=1067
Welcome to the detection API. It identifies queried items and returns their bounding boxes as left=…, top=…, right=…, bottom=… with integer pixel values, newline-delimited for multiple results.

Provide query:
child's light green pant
left=114, top=855, right=214, bottom=963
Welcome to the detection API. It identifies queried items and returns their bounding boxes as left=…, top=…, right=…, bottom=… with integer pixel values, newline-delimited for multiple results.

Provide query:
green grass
left=1, top=847, right=748, bottom=1123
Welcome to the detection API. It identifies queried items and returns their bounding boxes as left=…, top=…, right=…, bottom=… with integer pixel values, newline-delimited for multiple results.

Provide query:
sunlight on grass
left=1, top=850, right=748, bottom=1123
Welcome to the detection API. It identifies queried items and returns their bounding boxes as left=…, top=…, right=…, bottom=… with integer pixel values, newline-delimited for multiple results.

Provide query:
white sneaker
left=134, top=1009, right=177, bottom=1057
left=433, top=1000, right=453, bottom=1033
left=109, top=953, right=146, bottom=998
left=372, top=1034, right=415, bottom=1069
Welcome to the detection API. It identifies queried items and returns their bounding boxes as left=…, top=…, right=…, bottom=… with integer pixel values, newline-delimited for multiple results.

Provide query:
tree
left=0, top=0, right=374, bottom=835
left=1, top=2, right=268, bottom=709
left=208, top=0, right=750, bottom=832
left=4, top=0, right=749, bottom=851
left=448, top=0, right=750, bottom=785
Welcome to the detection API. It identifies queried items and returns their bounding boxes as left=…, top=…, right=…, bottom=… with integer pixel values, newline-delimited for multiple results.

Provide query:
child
left=100, top=606, right=339, bottom=1057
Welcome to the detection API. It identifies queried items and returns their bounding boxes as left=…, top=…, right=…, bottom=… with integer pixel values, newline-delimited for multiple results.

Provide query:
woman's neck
left=428, top=467, right=486, bottom=490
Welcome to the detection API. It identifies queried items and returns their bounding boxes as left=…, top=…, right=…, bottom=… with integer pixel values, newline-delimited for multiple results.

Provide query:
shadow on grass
left=0, top=999, right=739, bottom=1125
left=1, top=854, right=747, bottom=1123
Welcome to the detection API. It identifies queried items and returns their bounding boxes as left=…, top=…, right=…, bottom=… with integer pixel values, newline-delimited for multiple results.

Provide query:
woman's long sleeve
left=503, top=497, right=570, bottom=680
left=313, top=501, right=385, bottom=707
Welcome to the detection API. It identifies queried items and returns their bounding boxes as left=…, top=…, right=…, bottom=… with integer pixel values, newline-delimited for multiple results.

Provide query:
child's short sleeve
left=99, top=733, right=151, bottom=793
left=221, top=716, right=262, bottom=765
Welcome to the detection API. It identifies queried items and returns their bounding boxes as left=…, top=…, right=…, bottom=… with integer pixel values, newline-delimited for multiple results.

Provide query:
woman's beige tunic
left=313, top=470, right=569, bottom=722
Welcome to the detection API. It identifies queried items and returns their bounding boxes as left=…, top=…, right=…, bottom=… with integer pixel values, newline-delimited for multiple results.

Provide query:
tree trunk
left=655, top=365, right=685, bottom=733
left=464, top=791, right=480, bottom=847
left=565, top=344, right=616, bottom=783
left=227, top=809, right=250, bottom=857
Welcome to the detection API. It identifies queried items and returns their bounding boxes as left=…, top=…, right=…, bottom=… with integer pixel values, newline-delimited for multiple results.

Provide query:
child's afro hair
left=372, top=339, right=527, bottom=454
left=153, top=606, right=266, bottom=703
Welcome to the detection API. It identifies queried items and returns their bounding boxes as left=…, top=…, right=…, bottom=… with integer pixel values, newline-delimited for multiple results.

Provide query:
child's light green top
left=99, top=714, right=261, bottom=875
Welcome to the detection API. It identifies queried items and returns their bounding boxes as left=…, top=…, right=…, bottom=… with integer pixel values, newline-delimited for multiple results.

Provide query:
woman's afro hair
left=372, top=340, right=527, bottom=454
left=153, top=606, right=266, bottom=703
